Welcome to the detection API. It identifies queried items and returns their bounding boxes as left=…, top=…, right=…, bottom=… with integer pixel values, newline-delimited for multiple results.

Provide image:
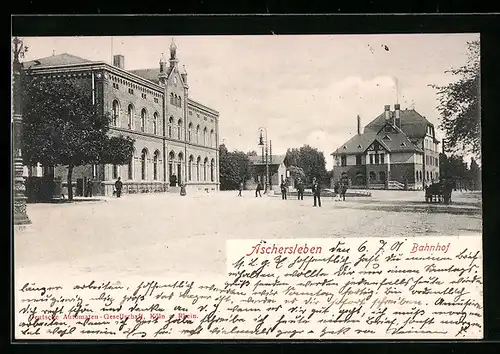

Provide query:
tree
left=219, top=144, right=254, bottom=190
left=246, top=150, right=258, bottom=157
left=22, top=74, right=135, bottom=200
left=469, top=157, right=481, bottom=190
left=285, top=145, right=328, bottom=184
left=288, top=165, right=305, bottom=184
left=430, top=40, right=480, bottom=159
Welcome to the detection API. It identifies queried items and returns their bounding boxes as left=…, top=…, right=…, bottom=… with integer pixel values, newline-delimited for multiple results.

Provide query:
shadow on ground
left=335, top=202, right=482, bottom=216
left=28, top=198, right=106, bottom=204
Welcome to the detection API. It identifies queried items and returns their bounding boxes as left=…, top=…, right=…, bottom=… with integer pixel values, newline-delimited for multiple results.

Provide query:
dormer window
left=343, top=146, right=347, bottom=150
left=382, top=135, right=391, bottom=141
left=357, top=144, right=362, bottom=149
left=400, top=142, right=406, bottom=147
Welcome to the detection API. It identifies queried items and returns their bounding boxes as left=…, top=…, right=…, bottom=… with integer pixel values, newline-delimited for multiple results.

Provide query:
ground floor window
left=112, top=165, right=118, bottom=179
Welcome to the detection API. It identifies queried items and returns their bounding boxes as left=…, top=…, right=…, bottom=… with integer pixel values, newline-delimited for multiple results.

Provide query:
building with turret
left=331, top=104, right=440, bottom=190
left=23, top=39, right=220, bottom=196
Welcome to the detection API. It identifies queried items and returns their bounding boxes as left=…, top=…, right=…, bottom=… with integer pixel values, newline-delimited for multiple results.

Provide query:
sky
left=22, top=34, right=479, bottom=170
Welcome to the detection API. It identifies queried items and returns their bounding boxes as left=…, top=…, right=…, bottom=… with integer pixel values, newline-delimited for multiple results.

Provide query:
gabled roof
left=332, top=121, right=423, bottom=156
left=23, top=53, right=93, bottom=68
left=364, top=109, right=433, bottom=138
left=249, top=154, right=286, bottom=166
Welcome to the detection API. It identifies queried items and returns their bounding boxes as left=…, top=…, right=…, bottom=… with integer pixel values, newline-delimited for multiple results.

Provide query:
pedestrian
left=238, top=181, right=243, bottom=197
left=334, top=181, right=340, bottom=201
left=280, top=180, right=287, bottom=200
left=312, top=177, right=321, bottom=207
left=341, top=183, right=348, bottom=201
left=255, top=182, right=262, bottom=198
left=114, top=177, right=123, bottom=198
left=85, top=179, right=93, bottom=198
left=297, top=178, right=304, bottom=200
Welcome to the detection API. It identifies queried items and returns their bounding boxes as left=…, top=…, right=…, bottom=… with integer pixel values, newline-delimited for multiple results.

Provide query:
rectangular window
left=112, top=165, right=118, bottom=179
left=369, top=155, right=373, bottom=165
left=128, top=88, right=134, bottom=94
left=380, top=154, right=385, bottom=164
left=374, top=154, right=380, bottom=164
left=355, top=155, right=362, bottom=165
left=341, top=156, right=347, bottom=166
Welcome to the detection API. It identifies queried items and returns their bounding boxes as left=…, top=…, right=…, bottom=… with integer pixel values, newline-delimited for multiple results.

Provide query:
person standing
left=280, top=180, right=287, bottom=200
left=341, top=183, right=348, bottom=201
left=334, top=181, right=340, bottom=201
left=296, top=178, right=304, bottom=200
left=312, top=177, right=321, bottom=207
left=85, top=179, right=93, bottom=198
left=114, top=177, right=123, bottom=198
left=255, top=182, right=262, bottom=198
left=238, top=181, right=243, bottom=197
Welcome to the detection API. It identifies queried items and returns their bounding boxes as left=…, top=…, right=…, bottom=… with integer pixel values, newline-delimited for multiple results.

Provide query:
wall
left=390, top=152, right=415, bottom=163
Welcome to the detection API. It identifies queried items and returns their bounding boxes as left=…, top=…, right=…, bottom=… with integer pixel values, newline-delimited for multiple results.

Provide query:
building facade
left=247, top=155, right=287, bottom=190
left=331, top=104, right=440, bottom=190
left=23, top=40, right=220, bottom=196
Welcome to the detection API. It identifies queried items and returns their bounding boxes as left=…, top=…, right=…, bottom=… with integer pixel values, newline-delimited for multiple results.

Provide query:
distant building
left=23, top=39, right=220, bottom=196
left=331, top=104, right=440, bottom=190
left=247, top=155, right=287, bottom=190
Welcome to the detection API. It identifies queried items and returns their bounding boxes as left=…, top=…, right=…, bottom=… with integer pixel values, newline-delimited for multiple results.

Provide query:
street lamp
left=12, top=37, right=31, bottom=225
left=258, top=127, right=270, bottom=193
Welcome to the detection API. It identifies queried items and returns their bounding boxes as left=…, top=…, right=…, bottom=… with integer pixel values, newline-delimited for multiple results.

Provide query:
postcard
left=12, top=33, right=482, bottom=340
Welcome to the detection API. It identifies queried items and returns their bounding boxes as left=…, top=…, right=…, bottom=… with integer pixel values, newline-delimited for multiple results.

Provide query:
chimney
left=357, top=115, right=362, bottom=135
left=384, top=105, right=391, bottom=120
left=394, top=103, right=401, bottom=127
left=113, top=54, right=125, bottom=69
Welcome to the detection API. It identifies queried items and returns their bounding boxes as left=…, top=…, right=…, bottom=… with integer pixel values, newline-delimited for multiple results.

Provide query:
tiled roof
left=23, top=53, right=93, bottom=68
left=249, top=154, right=286, bottom=165
left=127, top=68, right=163, bottom=84
left=364, top=109, right=432, bottom=138
left=332, top=123, right=423, bottom=155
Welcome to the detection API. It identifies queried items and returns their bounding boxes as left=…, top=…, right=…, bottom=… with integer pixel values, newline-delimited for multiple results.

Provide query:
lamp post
left=258, top=127, right=270, bottom=193
left=12, top=37, right=31, bottom=225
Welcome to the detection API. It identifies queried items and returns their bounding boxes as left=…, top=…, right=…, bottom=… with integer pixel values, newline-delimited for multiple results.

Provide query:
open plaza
left=14, top=190, right=482, bottom=280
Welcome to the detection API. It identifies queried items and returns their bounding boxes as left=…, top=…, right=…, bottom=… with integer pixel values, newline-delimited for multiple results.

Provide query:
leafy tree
left=219, top=144, right=254, bottom=190
left=246, top=150, right=258, bottom=156
left=285, top=145, right=328, bottom=185
left=430, top=40, right=480, bottom=159
left=469, top=157, right=481, bottom=190
left=22, top=74, right=135, bottom=200
left=288, top=165, right=305, bottom=184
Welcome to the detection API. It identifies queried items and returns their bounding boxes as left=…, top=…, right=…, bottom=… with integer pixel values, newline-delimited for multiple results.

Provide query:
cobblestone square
left=15, top=190, right=482, bottom=280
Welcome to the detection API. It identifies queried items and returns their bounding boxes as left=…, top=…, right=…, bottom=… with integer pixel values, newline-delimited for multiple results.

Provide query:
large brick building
left=331, top=104, right=440, bottom=190
left=23, top=39, right=220, bottom=196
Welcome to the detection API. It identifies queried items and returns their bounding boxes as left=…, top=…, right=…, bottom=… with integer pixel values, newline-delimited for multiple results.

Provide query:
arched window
left=210, top=129, right=214, bottom=147
left=112, top=100, right=119, bottom=126
left=210, top=159, right=215, bottom=182
left=140, top=109, right=147, bottom=132
left=196, top=125, right=200, bottom=144
left=162, top=117, right=166, bottom=136
left=141, top=148, right=148, bottom=180
left=188, top=123, right=193, bottom=142
left=177, top=119, right=182, bottom=140
left=170, top=93, right=174, bottom=105
left=426, top=171, right=430, bottom=181
left=196, top=156, right=201, bottom=181
left=168, top=151, right=175, bottom=180
left=168, top=117, right=174, bottom=138
left=127, top=104, right=134, bottom=129
left=416, top=171, right=419, bottom=182
left=203, top=127, right=208, bottom=145
left=203, top=157, right=208, bottom=181
left=369, top=171, right=376, bottom=181
left=128, top=156, right=133, bottom=180
left=153, top=112, right=158, bottom=135
left=177, top=152, right=184, bottom=183
left=179, top=97, right=182, bottom=108
left=188, top=155, right=193, bottom=181
left=112, top=164, right=118, bottom=179
left=153, top=150, right=159, bottom=180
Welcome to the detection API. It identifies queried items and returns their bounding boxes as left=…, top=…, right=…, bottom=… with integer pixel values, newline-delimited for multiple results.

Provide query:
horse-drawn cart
left=425, top=179, right=454, bottom=204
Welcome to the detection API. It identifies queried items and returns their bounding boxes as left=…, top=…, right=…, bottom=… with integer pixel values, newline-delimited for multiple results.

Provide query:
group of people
left=237, top=177, right=348, bottom=208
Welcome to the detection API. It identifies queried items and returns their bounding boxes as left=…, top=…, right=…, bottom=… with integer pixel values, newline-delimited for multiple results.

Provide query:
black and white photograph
left=12, top=32, right=483, bottom=340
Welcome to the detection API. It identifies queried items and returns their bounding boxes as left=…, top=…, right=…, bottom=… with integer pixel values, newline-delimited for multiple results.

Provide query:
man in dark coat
left=296, top=178, right=304, bottom=200
left=255, top=182, right=262, bottom=198
left=238, top=181, right=243, bottom=197
left=340, top=183, right=348, bottom=201
left=312, top=177, right=321, bottom=207
left=114, top=177, right=123, bottom=198
left=280, top=180, right=287, bottom=200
